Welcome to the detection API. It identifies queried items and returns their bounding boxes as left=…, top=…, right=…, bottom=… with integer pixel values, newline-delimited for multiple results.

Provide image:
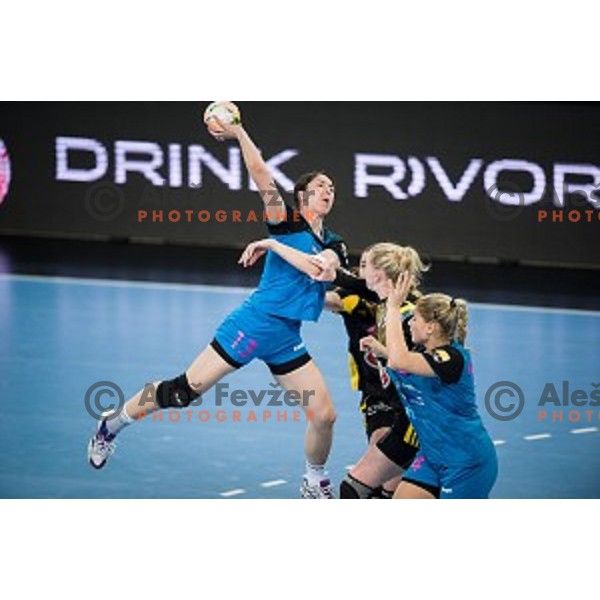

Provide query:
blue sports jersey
left=248, top=204, right=348, bottom=322
left=388, top=341, right=495, bottom=469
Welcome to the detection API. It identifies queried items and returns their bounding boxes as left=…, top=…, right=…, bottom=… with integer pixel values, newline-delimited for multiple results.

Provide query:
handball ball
left=204, top=101, right=241, bottom=137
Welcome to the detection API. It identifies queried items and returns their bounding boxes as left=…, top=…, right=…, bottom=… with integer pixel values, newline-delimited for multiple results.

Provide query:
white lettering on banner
left=483, top=159, right=547, bottom=206
left=168, top=144, right=183, bottom=188
left=426, top=157, right=483, bottom=202
left=554, top=164, right=600, bottom=209
left=355, top=154, right=408, bottom=200
left=188, top=146, right=242, bottom=190
left=406, top=157, right=426, bottom=197
left=56, top=137, right=108, bottom=182
left=355, top=153, right=600, bottom=209
left=115, top=141, right=165, bottom=186
left=55, top=137, right=293, bottom=192
left=54, top=137, right=600, bottom=209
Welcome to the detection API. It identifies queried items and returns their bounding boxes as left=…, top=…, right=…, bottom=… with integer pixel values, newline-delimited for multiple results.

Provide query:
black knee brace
left=340, top=474, right=375, bottom=499
left=155, top=374, right=201, bottom=409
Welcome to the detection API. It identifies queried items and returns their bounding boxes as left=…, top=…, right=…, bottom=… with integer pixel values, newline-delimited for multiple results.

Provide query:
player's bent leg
left=347, top=443, right=404, bottom=495
left=393, top=481, right=437, bottom=500
left=127, top=344, right=238, bottom=420
left=340, top=473, right=376, bottom=499
left=369, top=427, right=402, bottom=500
left=275, top=359, right=336, bottom=464
left=88, top=344, right=238, bottom=470
left=275, top=359, right=336, bottom=498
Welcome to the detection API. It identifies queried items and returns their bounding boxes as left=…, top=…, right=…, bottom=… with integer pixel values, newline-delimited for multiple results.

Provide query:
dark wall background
left=0, top=102, right=598, bottom=267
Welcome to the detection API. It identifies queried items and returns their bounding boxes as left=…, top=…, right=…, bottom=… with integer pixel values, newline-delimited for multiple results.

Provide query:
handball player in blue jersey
left=361, top=273, right=498, bottom=499
left=88, top=113, right=348, bottom=498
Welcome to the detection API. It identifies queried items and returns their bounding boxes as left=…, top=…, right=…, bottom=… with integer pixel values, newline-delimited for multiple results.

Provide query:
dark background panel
left=0, top=102, right=598, bottom=267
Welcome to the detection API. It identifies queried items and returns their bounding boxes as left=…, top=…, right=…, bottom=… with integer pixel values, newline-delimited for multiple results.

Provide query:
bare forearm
left=386, top=306, right=410, bottom=370
left=237, top=127, right=266, bottom=175
left=270, top=241, right=323, bottom=279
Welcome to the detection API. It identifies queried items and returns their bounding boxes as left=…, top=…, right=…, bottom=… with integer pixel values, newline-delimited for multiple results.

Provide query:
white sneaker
left=300, top=478, right=335, bottom=499
left=87, top=420, right=116, bottom=470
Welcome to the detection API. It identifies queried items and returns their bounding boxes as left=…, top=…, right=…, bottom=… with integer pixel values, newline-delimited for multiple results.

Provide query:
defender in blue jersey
left=363, top=272, right=498, bottom=499
left=88, top=110, right=348, bottom=499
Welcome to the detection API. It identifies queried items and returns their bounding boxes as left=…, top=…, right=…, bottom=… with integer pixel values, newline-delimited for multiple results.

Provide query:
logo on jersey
left=0, top=139, right=11, bottom=206
left=433, top=349, right=451, bottom=364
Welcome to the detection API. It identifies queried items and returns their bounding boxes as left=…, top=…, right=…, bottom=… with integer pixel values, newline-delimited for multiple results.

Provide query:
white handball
left=203, top=101, right=241, bottom=138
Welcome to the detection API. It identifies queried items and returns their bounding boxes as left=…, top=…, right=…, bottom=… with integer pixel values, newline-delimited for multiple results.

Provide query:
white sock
left=305, top=461, right=328, bottom=485
left=105, top=408, right=134, bottom=437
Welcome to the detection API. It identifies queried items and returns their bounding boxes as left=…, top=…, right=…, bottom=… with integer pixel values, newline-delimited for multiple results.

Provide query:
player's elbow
left=387, top=355, right=404, bottom=372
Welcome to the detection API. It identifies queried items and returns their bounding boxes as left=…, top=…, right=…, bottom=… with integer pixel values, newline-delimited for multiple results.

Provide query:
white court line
left=345, top=465, right=355, bottom=470
left=470, top=303, right=600, bottom=318
left=260, top=479, right=287, bottom=488
left=0, top=274, right=253, bottom=296
left=524, top=433, right=552, bottom=441
left=493, top=440, right=507, bottom=446
left=2, top=274, right=598, bottom=317
left=220, top=489, right=246, bottom=498
left=570, top=427, right=599, bottom=435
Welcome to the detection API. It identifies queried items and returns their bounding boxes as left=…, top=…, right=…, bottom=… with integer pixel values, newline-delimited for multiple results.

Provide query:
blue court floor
left=1, top=274, right=599, bottom=498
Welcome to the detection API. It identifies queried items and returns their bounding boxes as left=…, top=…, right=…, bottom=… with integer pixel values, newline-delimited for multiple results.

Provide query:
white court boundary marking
left=3, top=274, right=598, bottom=496
left=2, top=274, right=599, bottom=317
left=219, top=428, right=599, bottom=497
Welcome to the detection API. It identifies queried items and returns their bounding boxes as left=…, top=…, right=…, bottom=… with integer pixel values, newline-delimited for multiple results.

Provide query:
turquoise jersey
left=388, top=342, right=495, bottom=469
left=248, top=204, right=348, bottom=322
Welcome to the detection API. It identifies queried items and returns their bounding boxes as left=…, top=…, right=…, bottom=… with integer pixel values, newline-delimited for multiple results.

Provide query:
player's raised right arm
left=211, top=117, right=286, bottom=224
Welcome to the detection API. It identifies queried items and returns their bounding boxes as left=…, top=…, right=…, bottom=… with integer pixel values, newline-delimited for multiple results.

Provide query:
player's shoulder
left=322, top=227, right=349, bottom=268
left=323, top=226, right=344, bottom=245
left=266, top=203, right=308, bottom=235
left=424, top=343, right=465, bottom=384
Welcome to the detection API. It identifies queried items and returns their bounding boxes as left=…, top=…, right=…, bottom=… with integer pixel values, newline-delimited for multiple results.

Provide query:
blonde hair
left=416, top=293, right=469, bottom=345
left=368, top=243, right=429, bottom=289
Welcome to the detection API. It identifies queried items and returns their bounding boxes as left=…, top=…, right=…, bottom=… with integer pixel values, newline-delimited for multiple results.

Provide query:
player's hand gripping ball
left=204, top=101, right=241, bottom=140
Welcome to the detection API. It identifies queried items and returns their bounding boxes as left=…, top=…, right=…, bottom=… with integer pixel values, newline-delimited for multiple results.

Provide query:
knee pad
left=340, top=474, right=375, bottom=499
left=155, top=374, right=201, bottom=409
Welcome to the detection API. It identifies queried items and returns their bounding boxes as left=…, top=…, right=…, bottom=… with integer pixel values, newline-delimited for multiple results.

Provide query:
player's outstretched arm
left=211, top=117, right=285, bottom=224
left=239, top=239, right=335, bottom=280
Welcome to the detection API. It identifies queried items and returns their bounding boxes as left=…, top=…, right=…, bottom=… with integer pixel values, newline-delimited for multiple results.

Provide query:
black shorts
left=376, top=406, right=420, bottom=470
left=359, top=394, right=400, bottom=440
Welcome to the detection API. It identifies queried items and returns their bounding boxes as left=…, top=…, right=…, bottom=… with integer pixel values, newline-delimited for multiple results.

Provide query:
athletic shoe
left=87, top=420, right=116, bottom=470
left=300, top=478, right=335, bottom=499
